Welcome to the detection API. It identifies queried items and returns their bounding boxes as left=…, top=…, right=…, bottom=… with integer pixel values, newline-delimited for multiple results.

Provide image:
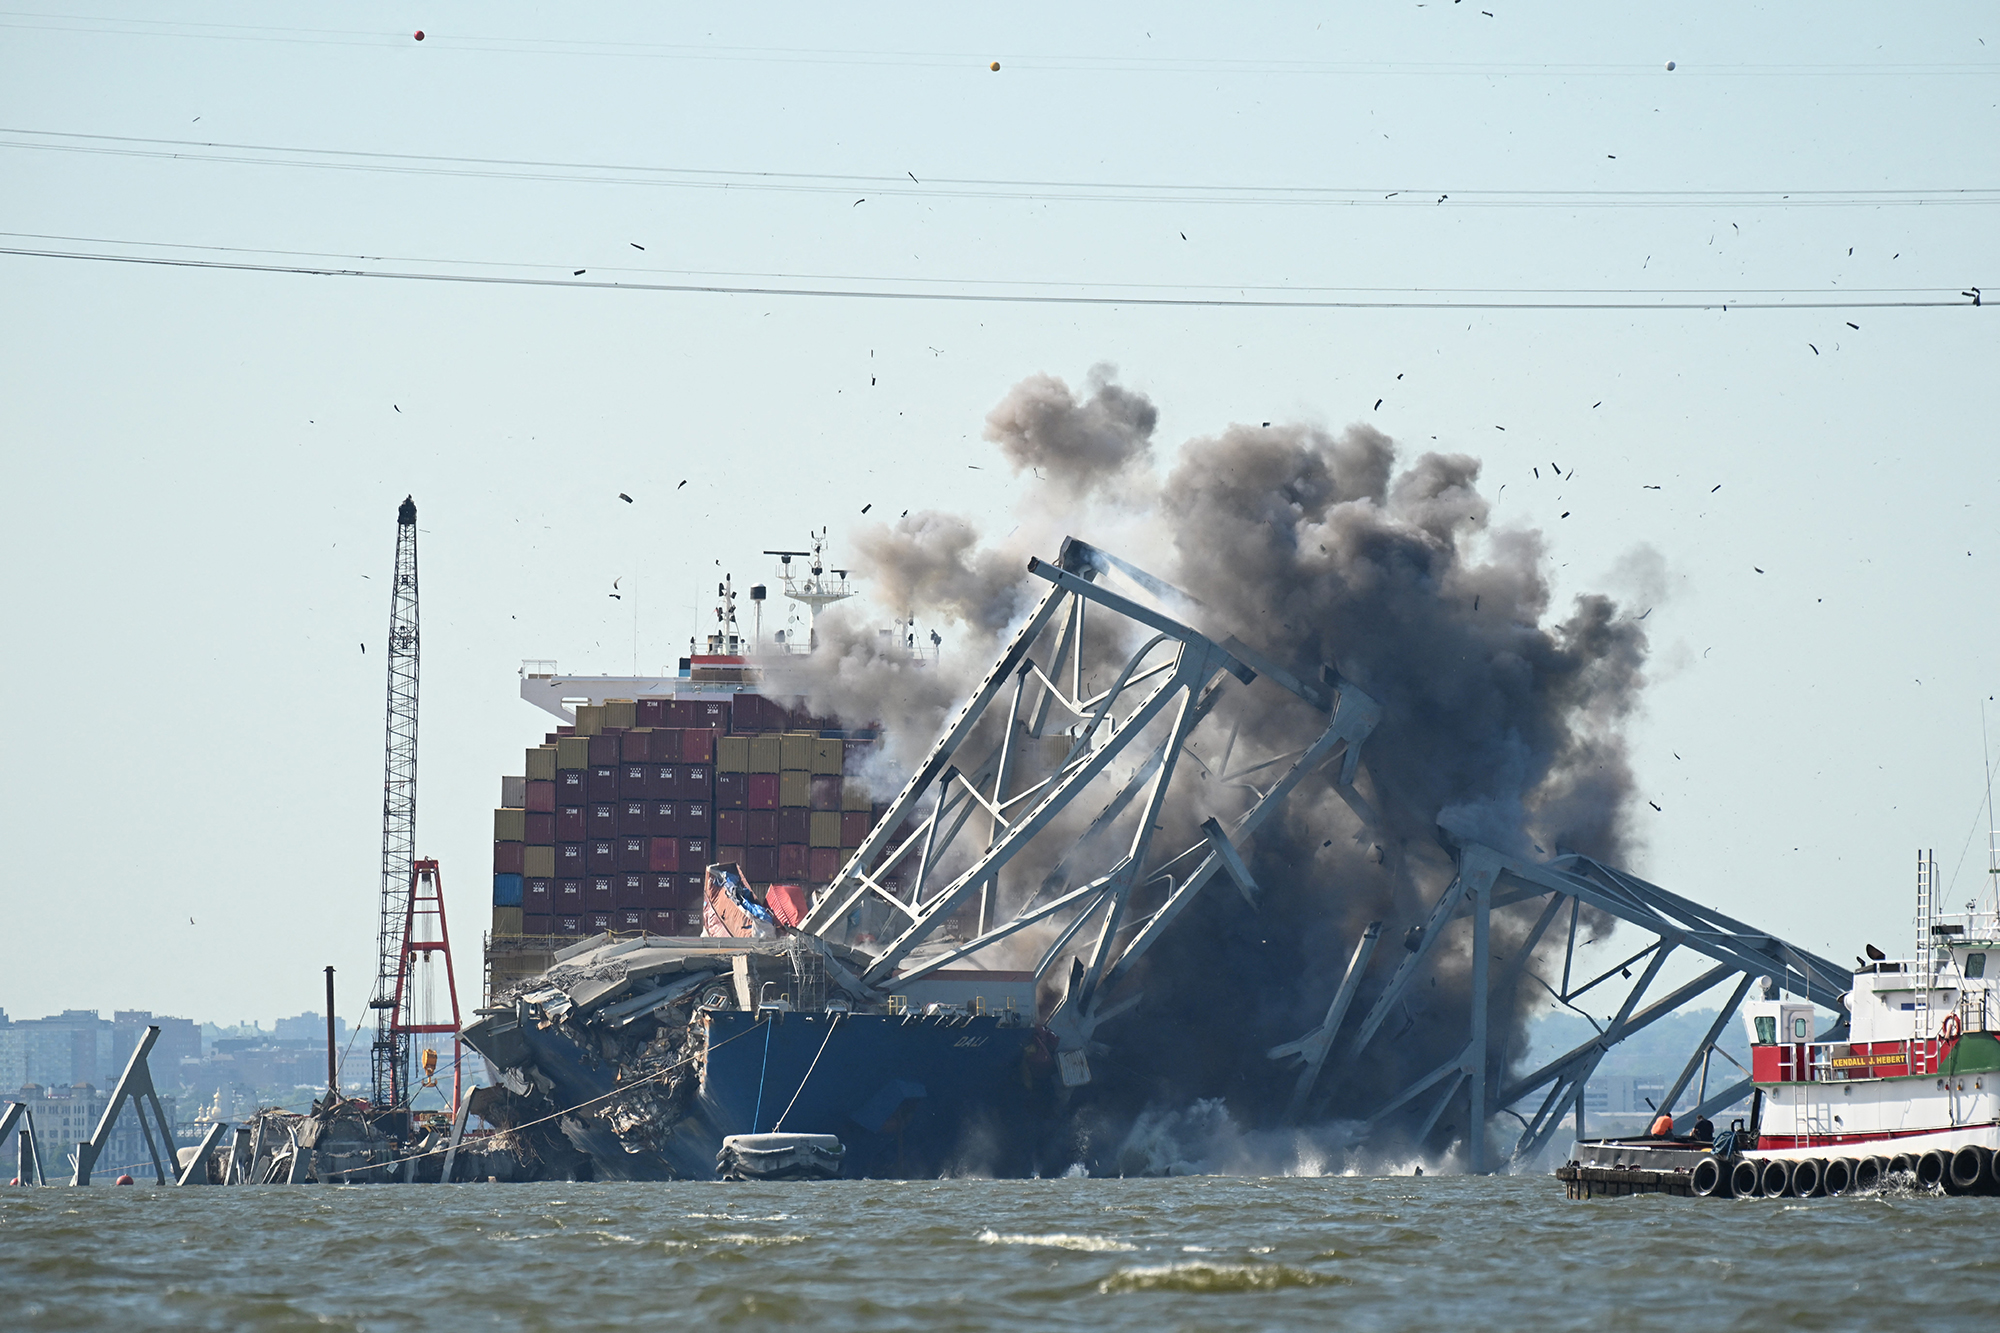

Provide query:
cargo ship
left=1560, top=849, right=2000, bottom=1198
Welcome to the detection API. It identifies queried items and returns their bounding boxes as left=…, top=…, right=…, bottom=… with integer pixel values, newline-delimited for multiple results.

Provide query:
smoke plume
left=796, top=367, right=1651, bottom=1173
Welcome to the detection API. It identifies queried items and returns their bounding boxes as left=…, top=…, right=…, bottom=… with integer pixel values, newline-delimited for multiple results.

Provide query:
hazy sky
left=3, top=4, right=1995, bottom=1038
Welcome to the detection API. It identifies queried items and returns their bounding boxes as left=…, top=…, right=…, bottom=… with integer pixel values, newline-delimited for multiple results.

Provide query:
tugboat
left=1560, top=848, right=2000, bottom=1198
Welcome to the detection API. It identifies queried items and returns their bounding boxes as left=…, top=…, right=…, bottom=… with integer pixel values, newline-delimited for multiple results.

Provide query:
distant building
left=0, top=1010, right=201, bottom=1090
left=273, top=1012, right=348, bottom=1045
left=2, top=1082, right=181, bottom=1178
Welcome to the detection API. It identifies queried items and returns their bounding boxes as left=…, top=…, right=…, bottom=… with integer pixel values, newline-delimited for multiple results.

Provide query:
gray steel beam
left=1658, top=974, right=1754, bottom=1117
left=176, top=1120, right=230, bottom=1187
left=72, top=1025, right=168, bottom=1186
left=1496, top=959, right=1726, bottom=1110
left=1269, top=922, right=1383, bottom=1123
left=440, top=1090, right=474, bottom=1183
left=1467, top=872, right=1491, bottom=1173
left=1336, top=848, right=1501, bottom=1068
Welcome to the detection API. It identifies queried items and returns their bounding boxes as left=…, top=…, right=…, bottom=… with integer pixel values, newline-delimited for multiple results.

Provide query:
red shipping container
left=809, top=775, right=841, bottom=811
left=682, top=800, right=710, bottom=837
left=588, top=734, right=620, bottom=766
left=777, top=843, right=808, bottom=880
left=744, top=845, right=779, bottom=882
left=746, top=773, right=779, bottom=809
left=809, top=847, right=844, bottom=882
left=556, top=916, right=582, bottom=936
left=618, top=874, right=647, bottom=910
left=716, top=772, right=748, bottom=809
left=681, top=764, right=714, bottom=798
left=589, top=913, right=613, bottom=934
left=618, top=800, right=651, bottom=836
left=524, top=878, right=554, bottom=911
left=589, top=803, right=617, bottom=835
left=730, top=694, right=769, bottom=732
left=666, top=700, right=700, bottom=728
left=618, top=908, right=647, bottom=932
left=619, top=836, right=649, bottom=871
left=587, top=839, right=618, bottom=873
left=649, top=836, right=682, bottom=873
left=637, top=698, right=668, bottom=728
left=524, top=811, right=556, bottom=844
left=683, top=836, right=709, bottom=868
left=680, top=728, right=715, bottom=763
left=649, top=764, right=679, bottom=800
left=588, top=766, right=620, bottom=800
left=746, top=809, right=779, bottom=846
left=524, top=913, right=553, bottom=935
left=557, top=843, right=586, bottom=874
left=696, top=698, right=730, bottom=730
left=620, top=730, right=654, bottom=763
left=840, top=810, right=873, bottom=847
left=556, top=806, right=585, bottom=840
left=526, top=780, right=557, bottom=813
left=557, top=768, right=587, bottom=800
left=620, top=764, right=650, bottom=798
left=493, top=841, right=524, bottom=874
left=677, top=873, right=706, bottom=909
left=556, top=878, right=585, bottom=908
left=778, top=808, right=811, bottom=845
left=716, top=809, right=746, bottom=845
left=588, top=877, right=615, bottom=911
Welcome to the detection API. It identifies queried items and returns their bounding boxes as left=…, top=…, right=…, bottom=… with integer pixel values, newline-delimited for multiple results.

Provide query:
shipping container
left=644, top=801, right=673, bottom=836
left=604, top=699, right=637, bottom=730
left=695, top=698, right=730, bottom=730
left=589, top=913, right=613, bottom=935
left=643, top=874, right=672, bottom=909
left=745, top=845, right=779, bottom=882
left=619, top=835, right=650, bottom=871
left=811, top=737, right=844, bottom=775
left=809, top=811, right=843, bottom=848
left=748, top=734, right=783, bottom=773
left=618, top=800, right=651, bottom=836
left=494, top=808, right=527, bottom=842
left=557, top=767, right=588, bottom=801
left=841, top=738, right=877, bottom=776
left=588, top=766, right=620, bottom=800
left=524, top=813, right=555, bottom=845
left=730, top=694, right=771, bottom=732
left=526, top=779, right=557, bottom=813
left=747, top=809, right=779, bottom=846
left=557, top=842, right=586, bottom=874
left=587, top=840, right=618, bottom=873
left=778, top=807, right=811, bottom=845
left=636, top=697, right=668, bottom=727
left=650, top=764, right=679, bottom=800
left=714, top=847, right=748, bottom=883
left=524, top=913, right=553, bottom=935
left=620, top=729, right=654, bottom=763
left=556, top=878, right=585, bottom=908
left=779, top=732, right=815, bottom=772
left=716, top=809, right=746, bottom=845
left=666, top=700, right=700, bottom=728
left=589, top=803, right=617, bottom=836
left=523, top=845, right=556, bottom=879
left=682, top=800, right=710, bottom=837
left=683, top=764, right=714, bottom=798
left=841, top=780, right=873, bottom=812
left=840, top=810, right=873, bottom=847
left=525, top=878, right=553, bottom=911
left=557, top=806, right=586, bottom=840
left=492, top=873, right=525, bottom=906
left=619, top=875, right=647, bottom=910
left=680, top=728, right=715, bottom=763
left=716, top=735, right=751, bottom=772
left=526, top=745, right=559, bottom=781
left=683, top=836, right=709, bottom=867
left=493, top=905, right=525, bottom=937
left=809, top=846, right=845, bottom=883
left=556, top=916, right=582, bottom=936
left=779, top=771, right=811, bottom=807
left=557, top=736, right=591, bottom=770
left=588, top=878, right=615, bottom=911
left=588, top=733, right=621, bottom=766
left=574, top=704, right=605, bottom=737
left=746, top=773, right=780, bottom=809
left=649, top=837, right=683, bottom=873
left=777, top=843, right=808, bottom=880
left=809, top=775, right=842, bottom=811
left=501, top=775, right=528, bottom=808
left=493, top=841, right=525, bottom=874
left=620, top=763, right=650, bottom=798
left=716, top=772, right=748, bottom=808
left=677, top=873, right=706, bottom=909
left=618, top=908, right=646, bottom=932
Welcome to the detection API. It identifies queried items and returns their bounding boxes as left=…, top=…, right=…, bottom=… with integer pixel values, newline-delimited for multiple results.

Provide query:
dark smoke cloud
left=795, top=370, right=1650, bottom=1172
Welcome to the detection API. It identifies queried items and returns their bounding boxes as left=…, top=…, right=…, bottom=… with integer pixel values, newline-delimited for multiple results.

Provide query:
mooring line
left=772, top=1014, right=841, bottom=1133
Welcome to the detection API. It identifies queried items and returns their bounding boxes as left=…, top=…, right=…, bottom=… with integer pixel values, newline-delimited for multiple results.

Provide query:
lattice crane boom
left=370, top=495, right=421, bottom=1108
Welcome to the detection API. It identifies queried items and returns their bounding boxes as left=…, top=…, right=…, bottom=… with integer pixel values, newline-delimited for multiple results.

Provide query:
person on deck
left=1648, top=1111, right=1675, bottom=1137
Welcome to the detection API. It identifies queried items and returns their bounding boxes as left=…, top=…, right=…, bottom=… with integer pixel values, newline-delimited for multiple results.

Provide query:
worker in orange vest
left=1648, top=1111, right=1675, bottom=1137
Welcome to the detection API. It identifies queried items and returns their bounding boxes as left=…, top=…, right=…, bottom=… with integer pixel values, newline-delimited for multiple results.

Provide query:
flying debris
left=1754, top=567, right=1764, bottom=574
left=1375, top=399, right=1383, bottom=410
left=1711, top=484, right=1721, bottom=493
left=609, top=593, right=622, bottom=600
left=619, top=493, right=633, bottom=503
left=1649, top=801, right=1662, bottom=811
left=360, top=643, right=366, bottom=653
left=1561, top=512, right=1571, bottom=519
left=574, top=269, right=586, bottom=276
left=854, top=198, right=866, bottom=207
left=631, top=243, right=645, bottom=250
left=1847, top=322, right=1859, bottom=330
left=1592, top=401, right=1601, bottom=408
left=1809, top=344, right=1819, bottom=355
left=1643, top=484, right=1660, bottom=490
left=861, top=504, right=872, bottom=514
left=393, top=405, right=400, bottom=413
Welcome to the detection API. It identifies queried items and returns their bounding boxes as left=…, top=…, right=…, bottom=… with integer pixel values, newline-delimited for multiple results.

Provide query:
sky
left=2, top=3, right=1996, bottom=1040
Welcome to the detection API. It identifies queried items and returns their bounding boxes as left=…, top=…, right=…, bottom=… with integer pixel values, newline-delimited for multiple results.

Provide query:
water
left=4, top=1175, right=1996, bottom=1331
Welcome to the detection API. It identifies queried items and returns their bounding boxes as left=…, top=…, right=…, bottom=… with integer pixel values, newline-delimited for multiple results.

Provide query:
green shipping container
left=809, top=811, right=843, bottom=848
left=749, top=735, right=783, bottom=773
left=779, top=771, right=811, bottom=807
left=574, top=704, right=604, bottom=736
left=523, top=845, right=555, bottom=879
left=556, top=735, right=591, bottom=769
left=604, top=698, right=637, bottom=730
left=717, top=735, right=751, bottom=773
left=810, top=737, right=844, bottom=775
left=780, top=732, right=816, bottom=771
left=841, top=781, right=873, bottom=812
left=492, top=905, right=525, bottom=937
left=526, top=745, right=558, bottom=781
left=494, top=808, right=527, bottom=842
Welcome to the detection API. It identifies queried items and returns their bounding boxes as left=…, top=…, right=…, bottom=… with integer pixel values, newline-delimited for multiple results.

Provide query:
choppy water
left=4, top=1175, right=1996, bottom=1331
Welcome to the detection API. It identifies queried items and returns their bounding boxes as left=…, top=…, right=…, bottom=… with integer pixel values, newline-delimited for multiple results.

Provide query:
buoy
left=1665, top=60, right=1675, bottom=71
left=115, top=1174, right=135, bottom=1185
left=989, top=61, right=1000, bottom=71
left=6, top=1177, right=16, bottom=1186
left=414, top=30, right=425, bottom=41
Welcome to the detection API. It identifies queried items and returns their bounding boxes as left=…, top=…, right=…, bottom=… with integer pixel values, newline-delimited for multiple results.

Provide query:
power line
left=3, top=239, right=1982, bottom=311
left=7, top=128, right=1996, bottom=209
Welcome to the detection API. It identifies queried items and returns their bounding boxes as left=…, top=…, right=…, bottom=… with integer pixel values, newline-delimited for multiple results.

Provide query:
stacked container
left=490, top=693, right=880, bottom=940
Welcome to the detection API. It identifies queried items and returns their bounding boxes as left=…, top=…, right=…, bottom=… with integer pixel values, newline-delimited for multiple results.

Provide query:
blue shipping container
left=493, top=872, right=524, bottom=906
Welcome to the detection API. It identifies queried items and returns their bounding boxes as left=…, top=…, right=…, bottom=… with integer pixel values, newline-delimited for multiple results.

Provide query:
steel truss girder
left=801, top=538, right=1381, bottom=1039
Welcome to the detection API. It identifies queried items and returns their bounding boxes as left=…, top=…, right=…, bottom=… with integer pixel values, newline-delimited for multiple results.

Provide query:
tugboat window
left=1755, top=1016, right=1776, bottom=1044
left=1967, top=952, right=1987, bottom=979
left=1792, top=1016, right=1810, bottom=1040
